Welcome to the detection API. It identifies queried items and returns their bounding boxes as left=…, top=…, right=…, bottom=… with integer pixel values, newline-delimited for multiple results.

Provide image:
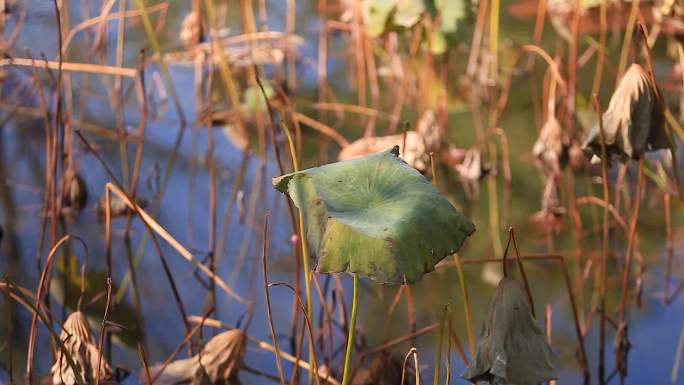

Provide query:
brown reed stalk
left=27, top=235, right=86, bottom=383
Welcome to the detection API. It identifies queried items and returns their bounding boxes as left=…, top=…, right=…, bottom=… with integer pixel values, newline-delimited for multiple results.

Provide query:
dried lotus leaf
left=462, top=277, right=556, bottom=385
left=51, top=311, right=112, bottom=385
left=583, top=63, right=666, bottom=162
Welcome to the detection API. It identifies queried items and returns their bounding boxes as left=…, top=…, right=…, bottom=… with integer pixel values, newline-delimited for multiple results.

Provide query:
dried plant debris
left=533, top=116, right=563, bottom=172
left=339, top=110, right=443, bottom=172
left=61, top=168, right=88, bottom=214
left=367, top=353, right=410, bottom=385
left=583, top=63, right=667, bottom=162
left=462, top=277, right=557, bottom=385
left=51, top=311, right=112, bottom=385
left=180, top=12, right=203, bottom=49
left=150, top=329, right=246, bottom=385
left=96, top=195, right=149, bottom=219
left=338, top=131, right=429, bottom=171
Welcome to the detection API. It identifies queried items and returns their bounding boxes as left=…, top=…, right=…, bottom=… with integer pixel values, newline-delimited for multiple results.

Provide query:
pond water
left=1, top=1, right=683, bottom=384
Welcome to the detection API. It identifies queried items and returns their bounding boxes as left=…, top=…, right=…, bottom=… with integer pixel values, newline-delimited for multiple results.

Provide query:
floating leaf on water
left=582, top=63, right=667, bottom=162
left=462, top=277, right=557, bottom=385
left=149, top=329, right=246, bottom=385
left=273, top=146, right=475, bottom=284
left=51, top=311, right=112, bottom=385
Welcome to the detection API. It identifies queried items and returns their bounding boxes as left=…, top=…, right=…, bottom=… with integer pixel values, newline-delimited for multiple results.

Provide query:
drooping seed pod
left=533, top=116, right=563, bottom=173
left=62, top=168, right=88, bottom=214
left=149, top=329, right=246, bottom=385
left=96, top=195, right=149, bottom=219
left=462, top=277, right=557, bottom=385
left=51, top=311, right=112, bottom=385
left=193, top=329, right=245, bottom=384
left=180, top=12, right=202, bottom=49
left=368, top=352, right=410, bottom=385
left=583, top=63, right=667, bottom=162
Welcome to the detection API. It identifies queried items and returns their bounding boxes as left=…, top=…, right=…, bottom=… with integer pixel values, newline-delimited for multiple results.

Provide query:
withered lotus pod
left=194, top=329, right=245, bottom=384
left=462, top=277, right=556, bottom=385
left=51, top=311, right=112, bottom=385
left=583, top=63, right=667, bottom=162
left=365, top=352, right=409, bottom=385
left=150, top=329, right=246, bottom=385
left=180, top=12, right=202, bottom=48
left=62, top=168, right=88, bottom=213
left=533, top=116, right=563, bottom=172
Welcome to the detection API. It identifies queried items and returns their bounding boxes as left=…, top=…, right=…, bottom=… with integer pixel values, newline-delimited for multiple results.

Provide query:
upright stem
left=281, top=121, right=316, bottom=385
left=454, top=255, right=476, bottom=356
left=342, top=273, right=359, bottom=385
left=593, top=95, right=610, bottom=385
left=433, top=305, right=449, bottom=385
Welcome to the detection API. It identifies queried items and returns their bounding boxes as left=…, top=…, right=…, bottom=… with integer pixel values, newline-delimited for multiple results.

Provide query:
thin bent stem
left=341, top=273, right=359, bottom=385
left=261, top=214, right=287, bottom=385
left=509, top=228, right=535, bottom=318
left=453, top=254, right=475, bottom=357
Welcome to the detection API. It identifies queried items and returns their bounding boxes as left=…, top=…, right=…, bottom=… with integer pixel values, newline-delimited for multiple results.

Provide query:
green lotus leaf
left=273, top=146, right=475, bottom=284
left=583, top=63, right=666, bottom=162
left=462, top=277, right=557, bottom=385
left=362, top=0, right=396, bottom=37
left=434, top=0, right=466, bottom=34
left=394, top=0, right=425, bottom=28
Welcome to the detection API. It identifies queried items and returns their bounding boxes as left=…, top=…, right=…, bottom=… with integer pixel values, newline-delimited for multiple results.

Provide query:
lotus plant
left=273, top=146, right=475, bottom=385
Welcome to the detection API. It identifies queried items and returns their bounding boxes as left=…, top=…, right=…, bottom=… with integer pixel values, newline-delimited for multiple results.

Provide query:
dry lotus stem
left=51, top=311, right=112, bottom=385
